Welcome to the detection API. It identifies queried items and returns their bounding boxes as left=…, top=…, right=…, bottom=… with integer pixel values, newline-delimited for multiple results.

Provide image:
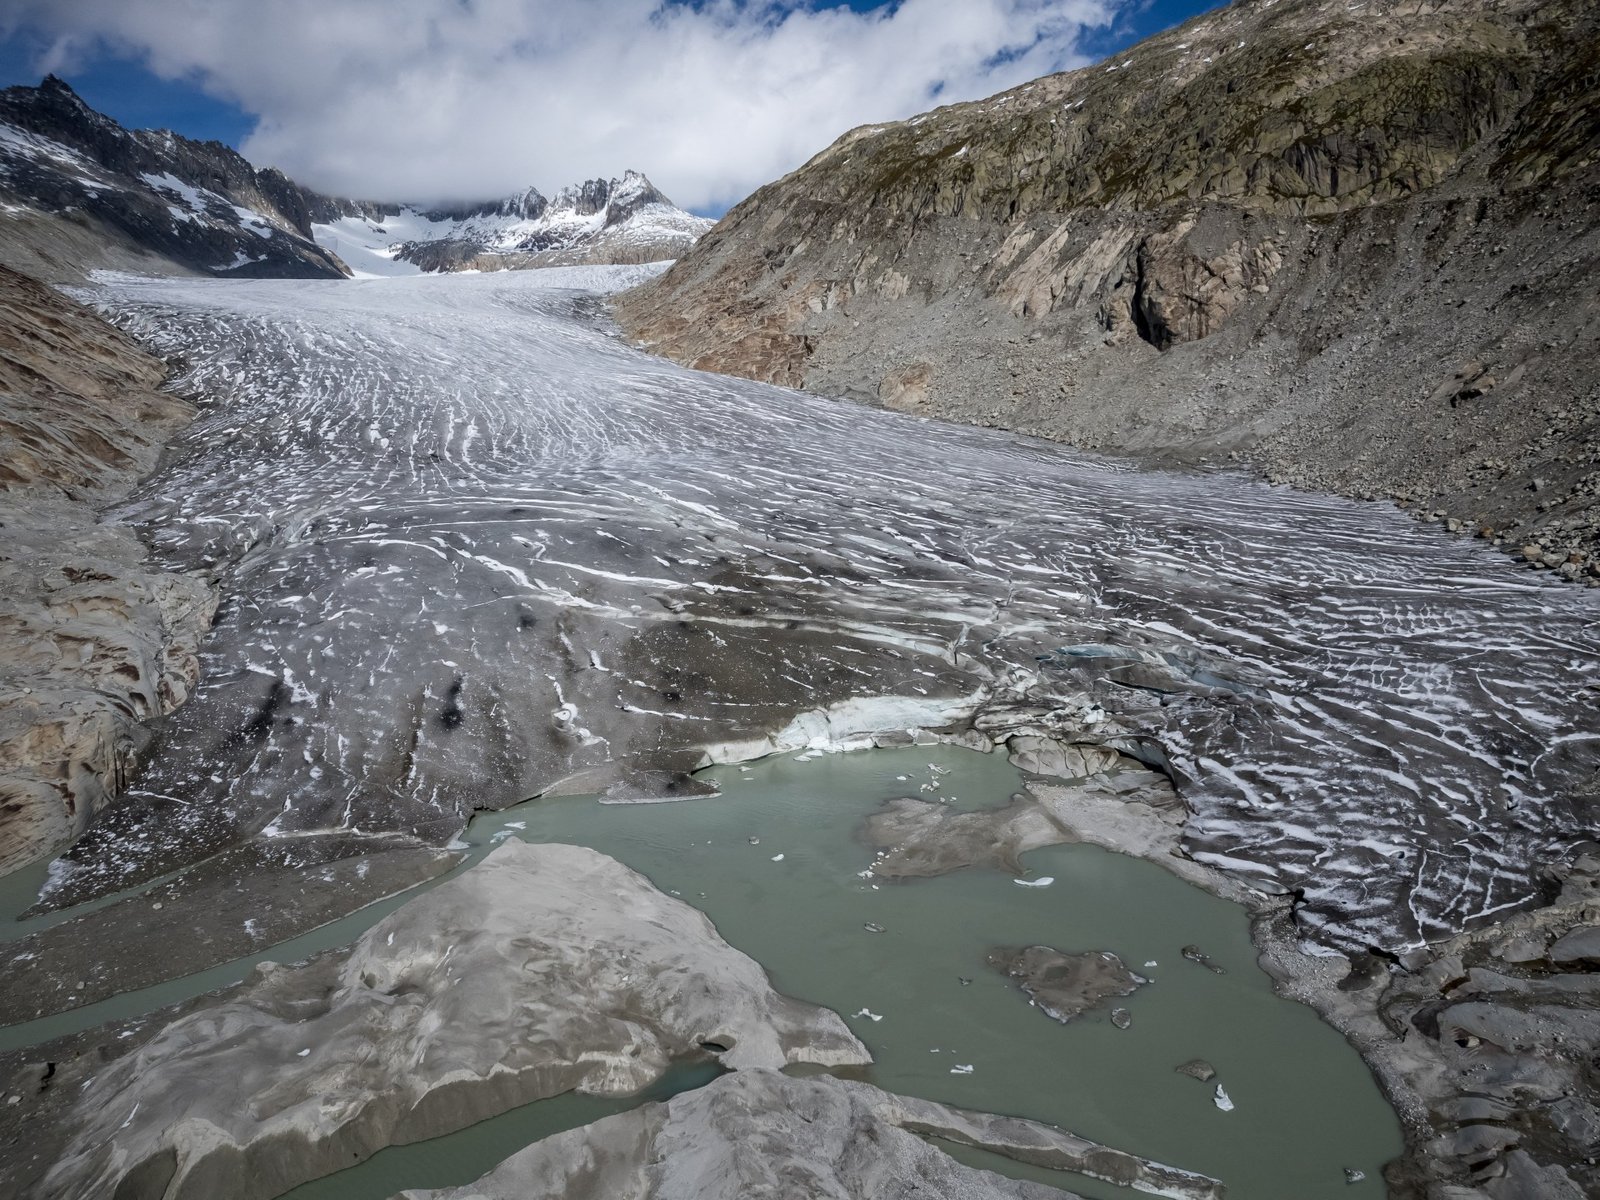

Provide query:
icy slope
left=52, top=267, right=1600, bottom=954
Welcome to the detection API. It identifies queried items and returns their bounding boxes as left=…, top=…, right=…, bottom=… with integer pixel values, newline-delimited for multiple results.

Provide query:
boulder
left=1548, top=926, right=1600, bottom=967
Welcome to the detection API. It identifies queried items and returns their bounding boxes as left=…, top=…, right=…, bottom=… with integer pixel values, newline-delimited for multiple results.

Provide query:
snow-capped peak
left=314, top=171, right=713, bottom=276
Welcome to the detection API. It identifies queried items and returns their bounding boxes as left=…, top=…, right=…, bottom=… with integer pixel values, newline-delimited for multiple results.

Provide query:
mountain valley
left=0, top=2, right=1598, bottom=1198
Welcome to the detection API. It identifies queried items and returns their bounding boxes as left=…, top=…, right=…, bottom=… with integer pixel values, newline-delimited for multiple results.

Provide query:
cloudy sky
left=0, top=0, right=1213, bottom=213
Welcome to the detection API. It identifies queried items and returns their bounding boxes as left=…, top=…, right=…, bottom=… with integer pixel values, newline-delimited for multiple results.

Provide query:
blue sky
left=0, top=1, right=1223, bottom=209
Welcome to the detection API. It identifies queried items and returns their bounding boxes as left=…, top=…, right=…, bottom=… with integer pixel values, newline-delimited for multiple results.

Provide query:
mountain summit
left=0, top=78, right=710, bottom=281
left=0, top=75, right=351, bottom=278
left=326, top=169, right=712, bottom=275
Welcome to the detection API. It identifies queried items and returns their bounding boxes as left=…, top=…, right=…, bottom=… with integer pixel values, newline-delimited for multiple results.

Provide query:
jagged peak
left=39, top=74, right=81, bottom=97
left=421, top=172, right=679, bottom=225
left=6, top=74, right=97, bottom=116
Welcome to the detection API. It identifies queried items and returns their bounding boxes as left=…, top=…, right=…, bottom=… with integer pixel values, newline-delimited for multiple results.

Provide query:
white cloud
left=4, top=0, right=1119, bottom=211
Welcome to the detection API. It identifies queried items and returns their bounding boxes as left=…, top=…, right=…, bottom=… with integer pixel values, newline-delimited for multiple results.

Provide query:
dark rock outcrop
left=987, top=945, right=1147, bottom=1025
left=0, top=76, right=368, bottom=279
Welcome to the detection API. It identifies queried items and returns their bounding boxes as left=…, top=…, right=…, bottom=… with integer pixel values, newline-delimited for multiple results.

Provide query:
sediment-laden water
left=8, top=746, right=1399, bottom=1199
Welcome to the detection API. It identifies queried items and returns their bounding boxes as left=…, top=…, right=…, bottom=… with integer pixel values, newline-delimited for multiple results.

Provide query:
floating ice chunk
left=950, top=1064, right=974, bottom=1075
left=1213, top=1085, right=1234, bottom=1112
left=504, top=821, right=526, bottom=830
left=297, top=1049, right=310, bottom=1058
left=1144, top=961, right=1159, bottom=968
left=770, top=853, right=785, bottom=862
left=895, top=775, right=909, bottom=781
left=852, top=1008, right=884, bottom=1022
left=1013, top=876, right=1055, bottom=888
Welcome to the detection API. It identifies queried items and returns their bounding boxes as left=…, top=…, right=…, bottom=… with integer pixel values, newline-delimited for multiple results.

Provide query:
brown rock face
left=615, top=0, right=1600, bottom=562
left=0, top=265, right=214, bottom=875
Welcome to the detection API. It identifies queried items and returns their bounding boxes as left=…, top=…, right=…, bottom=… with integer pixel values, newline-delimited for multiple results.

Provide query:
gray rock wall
left=0, top=264, right=214, bottom=874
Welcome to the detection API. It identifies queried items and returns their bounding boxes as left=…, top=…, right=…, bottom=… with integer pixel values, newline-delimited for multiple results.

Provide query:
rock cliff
left=0, top=264, right=213, bottom=875
left=615, top=0, right=1600, bottom=578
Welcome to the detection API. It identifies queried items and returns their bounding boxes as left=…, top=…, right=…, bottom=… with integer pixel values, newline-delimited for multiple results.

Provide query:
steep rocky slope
left=0, top=76, right=358, bottom=280
left=0, top=264, right=213, bottom=874
left=0, top=76, right=712, bottom=283
left=616, top=0, right=1600, bottom=579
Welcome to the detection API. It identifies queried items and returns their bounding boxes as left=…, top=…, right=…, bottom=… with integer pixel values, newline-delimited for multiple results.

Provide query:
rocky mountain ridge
left=0, top=77, right=710, bottom=282
left=319, top=169, right=713, bottom=275
left=0, top=75, right=358, bottom=279
left=615, top=0, right=1600, bottom=582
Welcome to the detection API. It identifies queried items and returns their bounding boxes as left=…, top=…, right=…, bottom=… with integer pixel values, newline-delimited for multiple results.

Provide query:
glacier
left=44, top=265, right=1600, bottom=954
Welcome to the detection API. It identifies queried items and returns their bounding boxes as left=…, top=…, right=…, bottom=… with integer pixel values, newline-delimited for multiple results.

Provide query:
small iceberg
left=1213, top=1085, right=1235, bottom=1112
left=1013, top=876, right=1055, bottom=888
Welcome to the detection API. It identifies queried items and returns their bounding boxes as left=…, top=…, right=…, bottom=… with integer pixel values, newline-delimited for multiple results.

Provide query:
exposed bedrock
left=0, top=264, right=214, bottom=874
left=1260, top=851, right=1600, bottom=1199
left=397, top=1068, right=1225, bottom=1200
left=26, top=840, right=870, bottom=1200
left=0, top=76, right=356, bottom=281
left=615, top=0, right=1600, bottom=574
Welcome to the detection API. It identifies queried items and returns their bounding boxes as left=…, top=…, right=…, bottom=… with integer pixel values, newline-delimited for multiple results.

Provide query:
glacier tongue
left=55, top=266, right=1600, bottom=954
